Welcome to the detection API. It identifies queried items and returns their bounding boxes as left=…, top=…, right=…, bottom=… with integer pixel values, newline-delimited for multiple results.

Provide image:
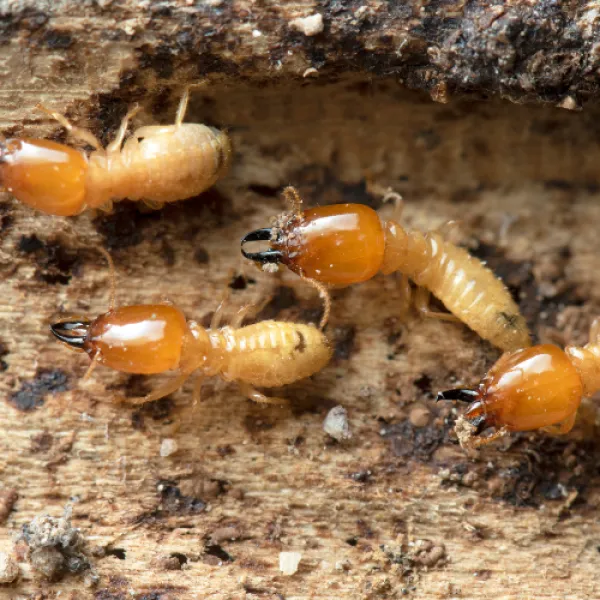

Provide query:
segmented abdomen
left=133, top=125, right=231, bottom=203
left=566, top=342, right=600, bottom=396
left=88, top=124, right=231, bottom=207
left=221, top=321, right=332, bottom=388
left=382, top=221, right=531, bottom=351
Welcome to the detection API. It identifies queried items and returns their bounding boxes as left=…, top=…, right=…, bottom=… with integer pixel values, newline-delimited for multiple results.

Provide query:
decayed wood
left=2, top=0, right=600, bottom=114
left=1, top=2, right=600, bottom=599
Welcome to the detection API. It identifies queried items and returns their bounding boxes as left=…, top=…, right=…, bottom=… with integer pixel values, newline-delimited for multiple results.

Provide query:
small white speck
left=324, top=406, right=352, bottom=441
left=279, top=551, right=302, bottom=575
left=252, top=29, right=262, bottom=37
left=160, top=438, right=178, bottom=457
left=289, top=13, right=324, bottom=36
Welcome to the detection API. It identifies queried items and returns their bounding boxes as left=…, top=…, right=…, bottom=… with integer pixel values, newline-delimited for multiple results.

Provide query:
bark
left=1, top=1, right=600, bottom=599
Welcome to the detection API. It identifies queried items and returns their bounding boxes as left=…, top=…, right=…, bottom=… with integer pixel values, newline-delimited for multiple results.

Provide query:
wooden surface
left=2, top=2, right=600, bottom=599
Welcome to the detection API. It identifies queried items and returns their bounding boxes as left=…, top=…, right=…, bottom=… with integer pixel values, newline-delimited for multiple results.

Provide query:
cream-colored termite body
left=381, top=220, right=530, bottom=351
left=85, top=87, right=232, bottom=211
left=241, top=187, right=531, bottom=352
left=192, top=317, right=333, bottom=405
left=50, top=250, right=332, bottom=406
left=1, top=85, right=231, bottom=216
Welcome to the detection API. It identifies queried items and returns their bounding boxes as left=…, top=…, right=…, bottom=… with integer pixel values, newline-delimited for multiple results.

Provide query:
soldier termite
left=241, top=186, right=530, bottom=352
left=0, top=85, right=231, bottom=216
left=50, top=249, right=331, bottom=406
left=437, top=318, right=600, bottom=448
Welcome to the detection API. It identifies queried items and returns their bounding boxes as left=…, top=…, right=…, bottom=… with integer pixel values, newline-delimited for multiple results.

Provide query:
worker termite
left=0, top=85, right=231, bottom=216
left=437, top=318, right=600, bottom=449
left=241, top=187, right=530, bottom=351
left=50, top=249, right=332, bottom=406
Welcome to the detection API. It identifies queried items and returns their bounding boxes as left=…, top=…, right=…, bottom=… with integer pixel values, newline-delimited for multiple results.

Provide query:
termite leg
left=192, top=375, right=204, bottom=406
left=470, top=426, right=509, bottom=449
left=175, top=83, right=207, bottom=126
left=36, top=103, right=103, bottom=151
left=175, top=82, right=205, bottom=127
left=95, top=200, right=114, bottom=213
left=211, top=288, right=230, bottom=330
left=414, top=287, right=461, bottom=323
left=238, top=382, right=289, bottom=406
left=230, top=296, right=272, bottom=329
left=211, top=268, right=253, bottom=329
left=384, top=190, right=404, bottom=222
left=143, top=200, right=165, bottom=211
left=115, top=372, right=191, bottom=405
left=543, top=412, right=577, bottom=435
left=96, top=246, right=116, bottom=311
left=106, top=104, right=141, bottom=153
left=432, top=219, right=462, bottom=240
left=398, top=274, right=412, bottom=320
left=367, top=181, right=404, bottom=220
left=589, top=317, right=600, bottom=343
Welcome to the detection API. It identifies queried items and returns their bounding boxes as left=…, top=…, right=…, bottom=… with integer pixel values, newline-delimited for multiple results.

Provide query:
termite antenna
left=240, top=228, right=284, bottom=264
left=82, top=352, right=101, bottom=381
left=96, top=246, right=116, bottom=311
left=282, top=185, right=303, bottom=216
left=300, top=274, right=331, bottom=330
left=436, top=388, right=479, bottom=403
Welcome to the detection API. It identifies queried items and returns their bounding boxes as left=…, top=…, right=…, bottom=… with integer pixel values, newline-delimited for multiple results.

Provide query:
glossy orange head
left=438, top=345, right=584, bottom=434
left=0, top=138, right=88, bottom=216
left=241, top=203, right=386, bottom=286
left=51, top=305, right=188, bottom=374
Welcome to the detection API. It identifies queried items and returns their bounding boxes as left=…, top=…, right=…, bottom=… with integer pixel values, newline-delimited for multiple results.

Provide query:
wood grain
left=1, top=2, right=600, bottom=599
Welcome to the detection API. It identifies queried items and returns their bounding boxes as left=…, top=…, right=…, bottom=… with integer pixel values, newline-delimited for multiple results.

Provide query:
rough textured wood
left=3, top=0, right=600, bottom=108
left=2, top=2, right=600, bottom=599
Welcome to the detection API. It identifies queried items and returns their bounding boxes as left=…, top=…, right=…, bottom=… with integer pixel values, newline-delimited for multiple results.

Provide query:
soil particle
left=17, top=235, right=80, bottom=285
left=332, top=325, right=356, bottom=360
left=0, top=552, right=19, bottom=583
left=0, top=340, right=9, bottom=371
left=323, top=405, right=352, bottom=441
left=20, top=506, right=91, bottom=581
left=0, top=488, right=18, bottom=523
left=155, top=480, right=207, bottom=515
left=9, top=369, right=69, bottom=411
left=381, top=418, right=452, bottom=463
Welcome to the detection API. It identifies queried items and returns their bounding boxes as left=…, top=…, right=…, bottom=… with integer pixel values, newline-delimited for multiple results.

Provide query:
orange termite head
left=241, top=203, right=386, bottom=287
left=0, top=137, right=88, bottom=216
left=51, top=305, right=189, bottom=375
left=437, top=345, right=584, bottom=436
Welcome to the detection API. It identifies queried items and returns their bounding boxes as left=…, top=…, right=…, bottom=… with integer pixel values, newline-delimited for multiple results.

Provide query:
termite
left=437, top=318, right=600, bottom=448
left=241, top=186, right=531, bottom=352
left=49, top=249, right=332, bottom=406
left=0, top=85, right=231, bottom=216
